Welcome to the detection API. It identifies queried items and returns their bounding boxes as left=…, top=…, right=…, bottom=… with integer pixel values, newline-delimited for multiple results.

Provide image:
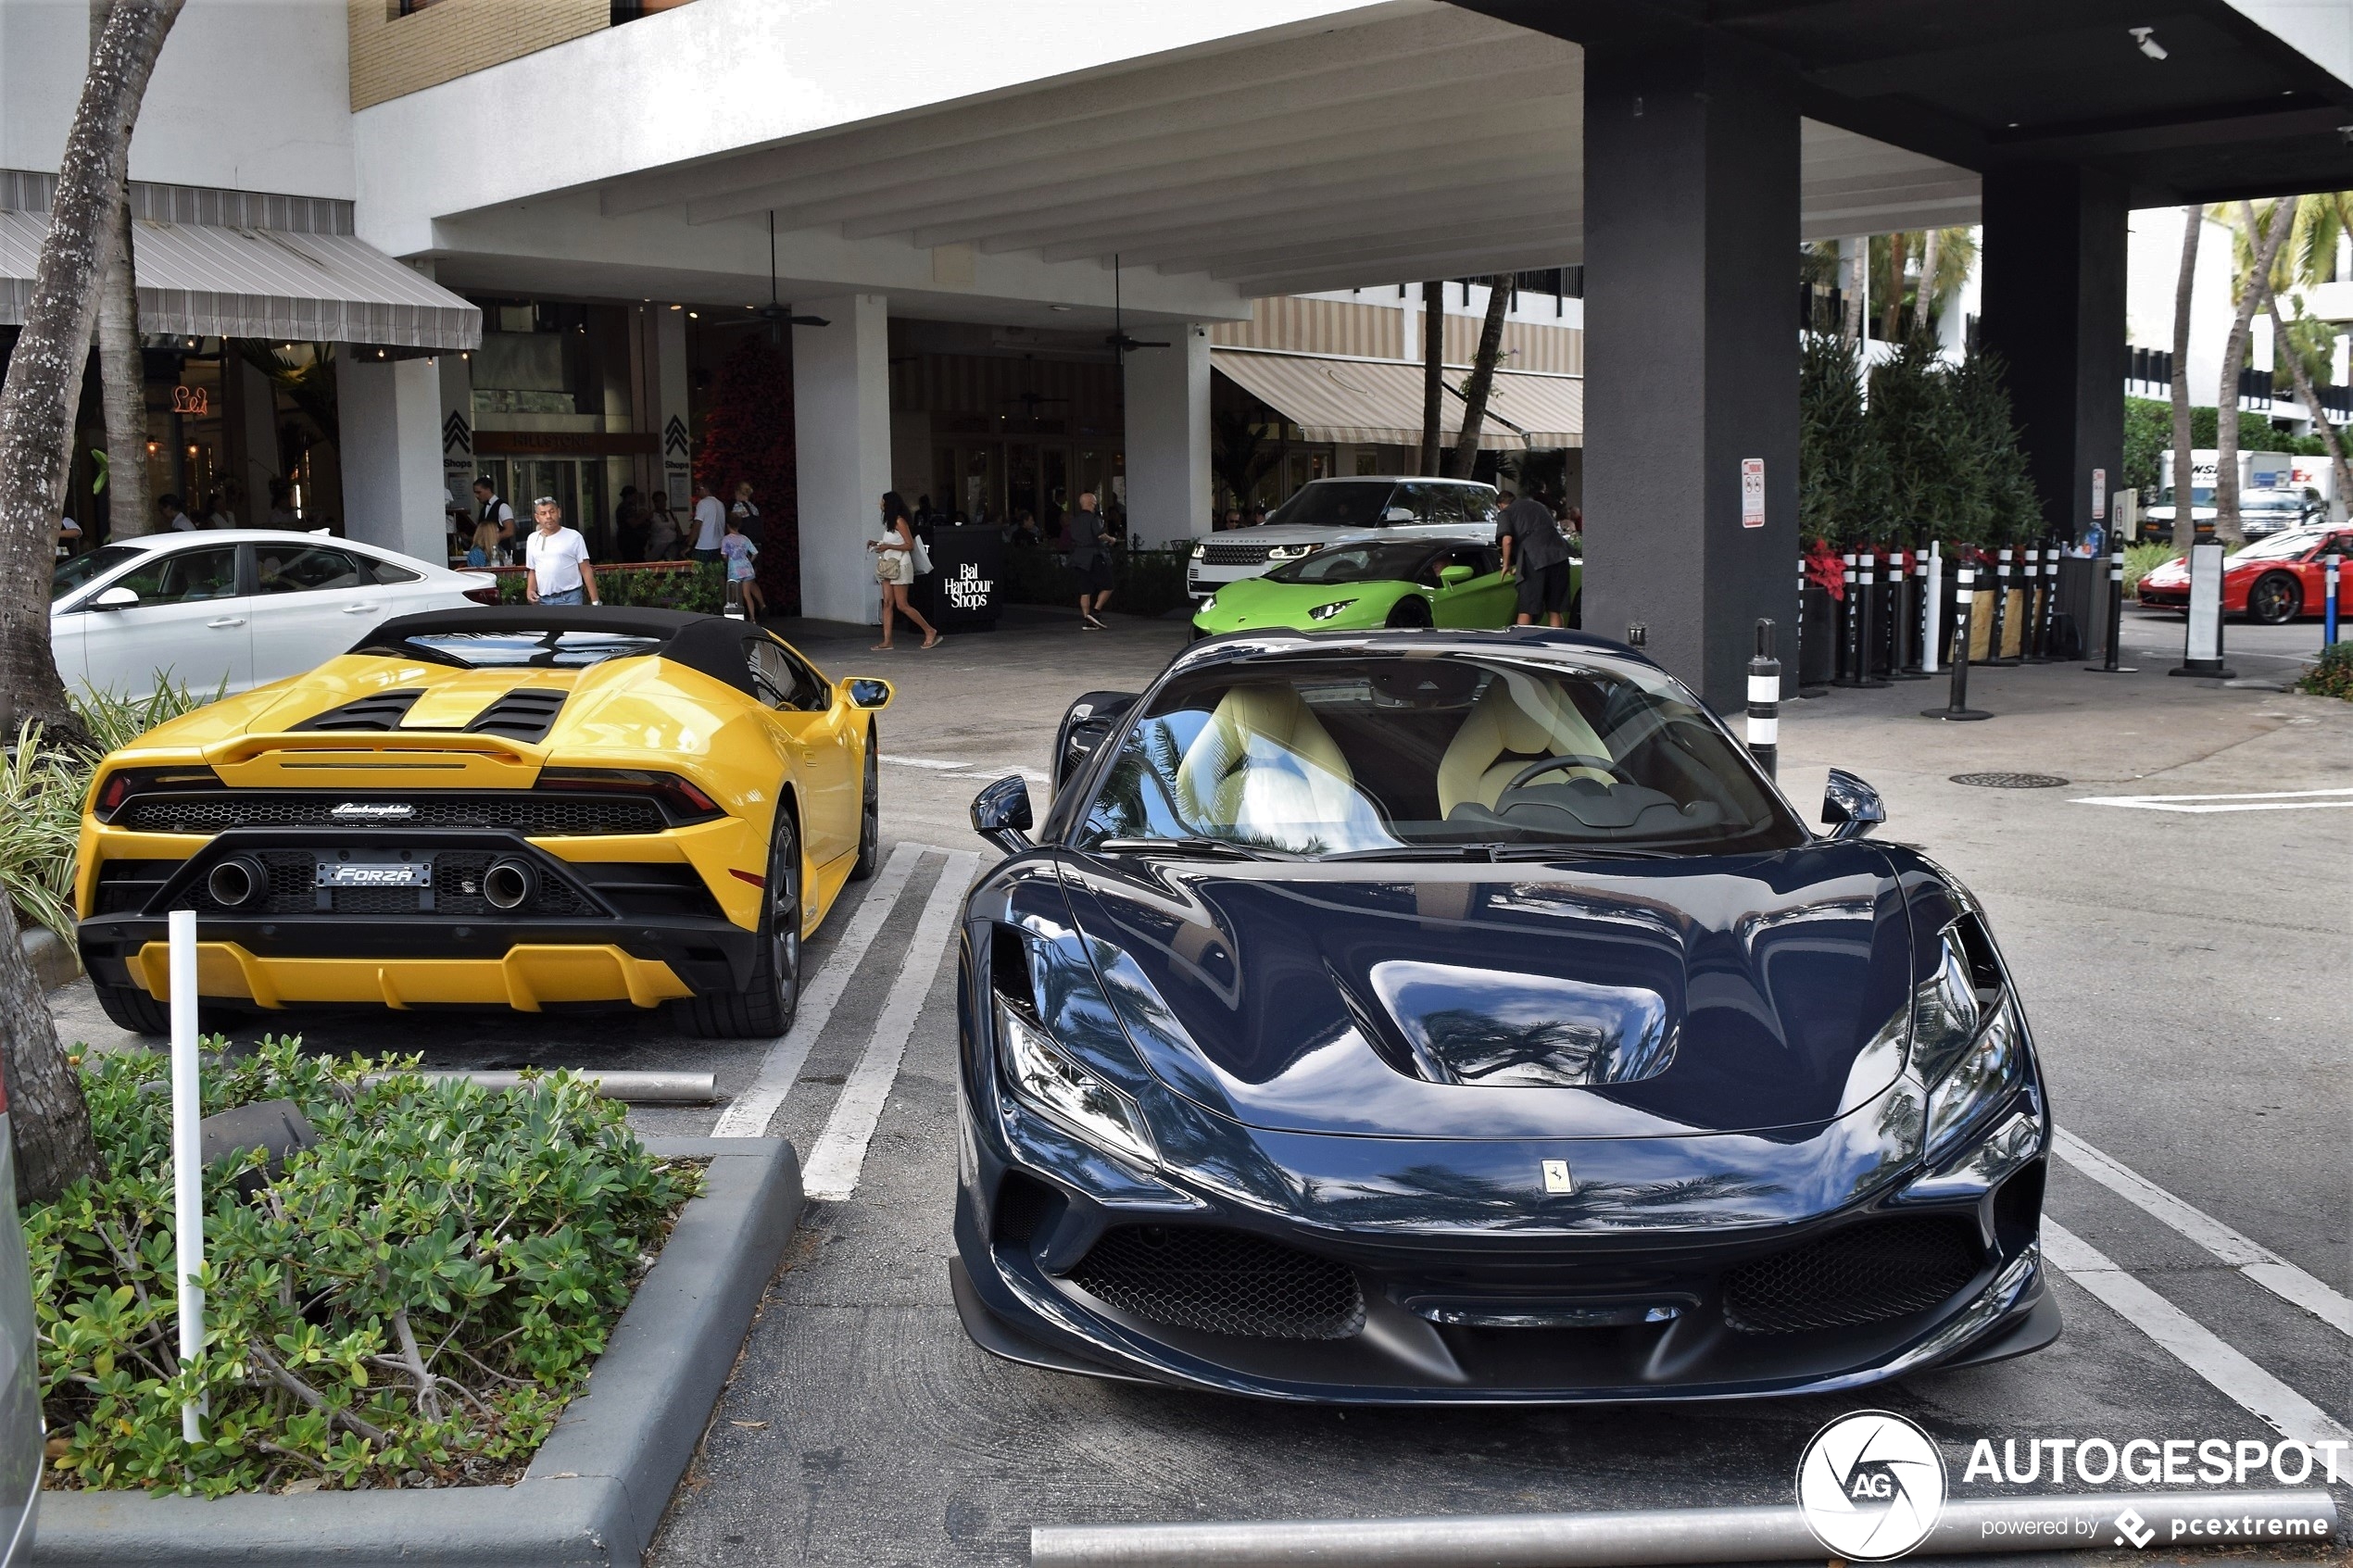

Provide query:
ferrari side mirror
left=845, top=677, right=891, bottom=709
left=1821, top=768, right=1886, bottom=840
left=971, top=774, right=1035, bottom=857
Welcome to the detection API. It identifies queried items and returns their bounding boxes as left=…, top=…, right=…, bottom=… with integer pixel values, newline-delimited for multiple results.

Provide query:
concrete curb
left=30, top=1135, right=800, bottom=1567
left=22, top=927, right=80, bottom=992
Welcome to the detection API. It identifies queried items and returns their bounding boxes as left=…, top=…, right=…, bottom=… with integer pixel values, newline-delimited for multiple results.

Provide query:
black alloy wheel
left=679, top=809, right=801, bottom=1038
left=1386, top=595, right=1434, bottom=629
left=2247, top=571, right=2302, bottom=625
left=849, top=727, right=880, bottom=881
left=93, top=981, right=169, bottom=1035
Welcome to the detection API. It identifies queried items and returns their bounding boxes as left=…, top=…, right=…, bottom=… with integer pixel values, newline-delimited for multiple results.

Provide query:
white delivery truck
left=2151, top=448, right=2327, bottom=536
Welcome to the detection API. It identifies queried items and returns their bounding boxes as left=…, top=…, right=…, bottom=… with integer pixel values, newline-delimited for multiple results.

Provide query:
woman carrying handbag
left=867, top=490, right=941, bottom=651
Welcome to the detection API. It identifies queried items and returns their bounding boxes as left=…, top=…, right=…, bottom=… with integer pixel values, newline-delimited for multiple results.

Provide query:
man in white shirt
left=157, top=494, right=196, bottom=532
left=523, top=498, right=599, bottom=606
left=472, top=478, right=516, bottom=562
left=690, top=480, right=726, bottom=564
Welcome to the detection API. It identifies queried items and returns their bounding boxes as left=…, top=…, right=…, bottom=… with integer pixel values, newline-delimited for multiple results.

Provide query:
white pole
left=1922, top=541, right=1943, bottom=674
left=168, top=908, right=205, bottom=1445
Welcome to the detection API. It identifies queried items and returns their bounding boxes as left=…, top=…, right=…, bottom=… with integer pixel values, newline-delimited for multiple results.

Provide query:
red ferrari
left=2136, top=525, right=2353, bottom=623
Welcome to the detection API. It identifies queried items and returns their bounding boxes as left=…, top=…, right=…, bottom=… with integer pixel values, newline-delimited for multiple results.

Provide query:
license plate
left=317, top=859, right=430, bottom=888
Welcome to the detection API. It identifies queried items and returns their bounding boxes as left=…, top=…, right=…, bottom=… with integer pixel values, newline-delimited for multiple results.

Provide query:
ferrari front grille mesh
left=1067, top=1225, right=1365, bottom=1340
left=1720, top=1217, right=1982, bottom=1335
left=118, top=793, right=664, bottom=835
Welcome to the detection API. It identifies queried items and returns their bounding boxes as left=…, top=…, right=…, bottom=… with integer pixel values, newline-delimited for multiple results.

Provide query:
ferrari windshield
left=371, top=630, right=665, bottom=669
left=1074, top=653, right=1806, bottom=858
left=1262, top=481, right=1396, bottom=529
left=2230, top=529, right=2325, bottom=561
left=1265, top=542, right=1440, bottom=584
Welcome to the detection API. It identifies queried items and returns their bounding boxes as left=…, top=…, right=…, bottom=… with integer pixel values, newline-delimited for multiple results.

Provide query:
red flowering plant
left=696, top=336, right=799, bottom=615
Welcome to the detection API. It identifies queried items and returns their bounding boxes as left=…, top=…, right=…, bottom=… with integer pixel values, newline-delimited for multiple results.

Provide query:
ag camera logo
left=1797, top=1411, right=1948, bottom=1561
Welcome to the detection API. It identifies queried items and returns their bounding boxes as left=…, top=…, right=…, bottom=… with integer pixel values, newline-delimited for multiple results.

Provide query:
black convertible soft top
left=353, top=607, right=757, bottom=695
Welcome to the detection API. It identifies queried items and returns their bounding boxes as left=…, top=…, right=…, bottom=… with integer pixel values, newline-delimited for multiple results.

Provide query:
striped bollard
left=1987, top=547, right=2017, bottom=664
left=1746, top=619, right=1780, bottom=779
left=2088, top=545, right=2136, bottom=672
left=2326, top=553, right=2342, bottom=647
left=1797, top=558, right=1827, bottom=696
left=1923, top=567, right=1994, bottom=721
left=1833, top=553, right=1860, bottom=686
left=2021, top=546, right=2051, bottom=662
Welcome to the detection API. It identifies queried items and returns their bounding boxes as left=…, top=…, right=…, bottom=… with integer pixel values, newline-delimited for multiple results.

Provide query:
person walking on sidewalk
left=1066, top=489, right=1115, bottom=631
left=523, top=498, right=599, bottom=607
left=1498, top=487, right=1571, bottom=628
left=868, top=490, right=941, bottom=651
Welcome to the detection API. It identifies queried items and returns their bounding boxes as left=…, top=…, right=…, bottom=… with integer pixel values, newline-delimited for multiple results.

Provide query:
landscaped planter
left=30, top=1136, right=800, bottom=1568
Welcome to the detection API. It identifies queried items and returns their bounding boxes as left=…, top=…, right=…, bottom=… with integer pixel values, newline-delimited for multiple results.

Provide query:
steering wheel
left=1499, top=753, right=1628, bottom=795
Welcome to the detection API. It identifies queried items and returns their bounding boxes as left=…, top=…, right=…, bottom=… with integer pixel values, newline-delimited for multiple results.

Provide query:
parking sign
left=1741, top=458, right=1766, bottom=528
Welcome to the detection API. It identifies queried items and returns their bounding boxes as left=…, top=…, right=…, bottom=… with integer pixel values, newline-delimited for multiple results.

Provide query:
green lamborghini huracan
left=1191, top=537, right=1572, bottom=636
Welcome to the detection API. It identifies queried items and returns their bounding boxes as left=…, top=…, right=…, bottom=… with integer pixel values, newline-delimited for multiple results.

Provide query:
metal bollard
left=1923, top=566, right=1994, bottom=721
left=1893, top=548, right=1927, bottom=679
left=2021, top=546, right=2051, bottom=662
left=2088, top=545, right=2137, bottom=672
left=1987, top=547, right=2016, bottom=665
left=1745, top=619, right=1780, bottom=780
left=2326, top=553, right=2342, bottom=647
left=1831, top=552, right=1858, bottom=685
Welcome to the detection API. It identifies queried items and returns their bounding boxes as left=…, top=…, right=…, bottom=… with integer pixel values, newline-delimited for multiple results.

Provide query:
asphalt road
left=46, top=602, right=2352, bottom=1566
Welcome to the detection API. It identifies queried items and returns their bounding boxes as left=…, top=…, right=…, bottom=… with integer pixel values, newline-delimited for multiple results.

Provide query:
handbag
left=912, top=535, right=933, bottom=575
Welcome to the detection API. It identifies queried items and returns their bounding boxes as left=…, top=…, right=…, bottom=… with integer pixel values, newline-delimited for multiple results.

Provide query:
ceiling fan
left=757, top=212, right=828, bottom=341
left=1104, top=254, right=1168, bottom=360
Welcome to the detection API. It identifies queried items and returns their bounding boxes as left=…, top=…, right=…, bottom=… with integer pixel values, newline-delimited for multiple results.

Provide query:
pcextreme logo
left=1796, top=1411, right=1948, bottom=1561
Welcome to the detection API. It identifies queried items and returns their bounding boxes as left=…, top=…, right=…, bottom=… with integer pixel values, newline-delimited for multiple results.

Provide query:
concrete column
left=338, top=353, right=447, bottom=563
left=656, top=305, right=693, bottom=510
left=1125, top=325, right=1211, bottom=547
left=792, top=294, right=891, bottom=625
left=233, top=356, right=280, bottom=524
left=1981, top=166, right=2128, bottom=546
left=437, top=350, right=474, bottom=519
left=1581, top=33, right=1800, bottom=709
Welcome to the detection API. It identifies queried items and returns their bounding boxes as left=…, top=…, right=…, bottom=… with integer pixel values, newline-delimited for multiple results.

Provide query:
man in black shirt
left=1497, top=488, right=1571, bottom=627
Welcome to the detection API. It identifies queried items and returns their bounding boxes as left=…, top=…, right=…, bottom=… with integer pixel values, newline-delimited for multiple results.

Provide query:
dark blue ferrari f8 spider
left=954, top=629, right=2057, bottom=1403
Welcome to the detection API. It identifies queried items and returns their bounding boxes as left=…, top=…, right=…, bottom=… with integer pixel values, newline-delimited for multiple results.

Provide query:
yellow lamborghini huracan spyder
left=75, top=608, right=888, bottom=1038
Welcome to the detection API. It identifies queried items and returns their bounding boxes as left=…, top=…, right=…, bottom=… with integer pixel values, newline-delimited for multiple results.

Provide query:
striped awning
left=1212, top=347, right=1582, bottom=449
left=0, top=209, right=480, bottom=351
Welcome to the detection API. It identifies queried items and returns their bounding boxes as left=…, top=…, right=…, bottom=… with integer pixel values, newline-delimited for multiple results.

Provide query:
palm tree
left=2170, top=207, right=2200, bottom=549
left=0, top=0, right=186, bottom=1201
left=2213, top=198, right=2296, bottom=544
left=91, top=1, right=147, bottom=541
left=1448, top=276, right=1513, bottom=478
left=2266, top=192, right=2353, bottom=504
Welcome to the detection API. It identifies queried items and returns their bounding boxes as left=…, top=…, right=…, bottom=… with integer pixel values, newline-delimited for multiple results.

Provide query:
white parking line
left=710, top=844, right=921, bottom=1138
left=799, top=849, right=979, bottom=1200
left=2043, top=1222, right=2352, bottom=1447
left=2054, top=1129, right=2353, bottom=1337
left=2070, top=786, right=2353, bottom=814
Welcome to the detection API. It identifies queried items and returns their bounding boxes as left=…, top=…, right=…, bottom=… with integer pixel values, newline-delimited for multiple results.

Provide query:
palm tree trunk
left=1843, top=239, right=1868, bottom=344
left=2170, top=207, right=2199, bottom=550
left=1917, top=229, right=1942, bottom=341
left=1448, top=277, right=1513, bottom=479
left=1419, top=281, right=1444, bottom=476
left=92, top=1, right=148, bottom=542
left=2262, top=292, right=2353, bottom=506
left=1881, top=231, right=1908, bottom=342
left=2215, top=201, right=2296, bottom=546
left=0, top=0, right=187, bottom=1202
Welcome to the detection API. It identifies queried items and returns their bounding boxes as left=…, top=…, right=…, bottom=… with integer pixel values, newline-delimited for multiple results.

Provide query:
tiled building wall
left=347, top=0, right=607, bottom=111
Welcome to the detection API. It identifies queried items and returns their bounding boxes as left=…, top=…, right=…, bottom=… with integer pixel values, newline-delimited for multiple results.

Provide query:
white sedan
left=49, top=531, right=496, bottom=700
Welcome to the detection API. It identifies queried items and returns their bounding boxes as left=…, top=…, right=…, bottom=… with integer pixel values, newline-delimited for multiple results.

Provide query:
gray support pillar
left=338, top=353, right=447, bottom=563
left=1581, top=32, right=1801, bottom=711
left=1980, top=166, right=2128, bottom=547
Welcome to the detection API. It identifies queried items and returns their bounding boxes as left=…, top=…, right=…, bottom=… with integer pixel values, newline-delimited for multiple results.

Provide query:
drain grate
left=1950, top=771, right=2071, bottom=789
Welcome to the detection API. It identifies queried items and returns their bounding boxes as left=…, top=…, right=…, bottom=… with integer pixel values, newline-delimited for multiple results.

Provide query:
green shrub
left=493, top=563, right=724, bottom=614
left=2123, top=541, right=2177, bottom=600
left=28, top=1038, right=695, bottom=1497
left=0, top=679, right=218, bottom=940
left=2297, top=643, right=2353, bottom=700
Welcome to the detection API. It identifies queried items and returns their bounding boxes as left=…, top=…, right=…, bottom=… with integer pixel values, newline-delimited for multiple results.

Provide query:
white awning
left=0, top=210, right=480, bottom=351
left=1212, top=348, right=1582, bottom=450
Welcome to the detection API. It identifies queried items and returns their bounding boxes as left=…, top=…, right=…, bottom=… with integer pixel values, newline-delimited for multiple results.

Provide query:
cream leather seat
left=1173, top=684, right=1362, bottom=837
left=1437, top=671, right=1613, bottom=817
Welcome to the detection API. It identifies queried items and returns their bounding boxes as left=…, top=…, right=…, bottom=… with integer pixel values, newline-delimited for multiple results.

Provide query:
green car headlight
left=996, top=997, right=1158, bottom=1168
left=1307, top=599, right=1357, bottom=621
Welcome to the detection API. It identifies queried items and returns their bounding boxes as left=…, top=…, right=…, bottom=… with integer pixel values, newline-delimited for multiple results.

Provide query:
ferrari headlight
left=1189, top=541, right=1206, bottom=559
left=1924, top=998, right=2024, bottom=1160
left=1307, top=599, right=1356, bottom=621
left=1267, top=544, right=1314, bottom=560
left=996, top=997, right=1158, bottom=1167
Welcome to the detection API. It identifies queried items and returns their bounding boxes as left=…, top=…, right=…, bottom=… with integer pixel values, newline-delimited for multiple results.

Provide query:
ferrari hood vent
left=283, top=685, right=568, bottom=742
left=291, top=689, right=423, bottom=731
left=462, top=687, right=569, bottom=742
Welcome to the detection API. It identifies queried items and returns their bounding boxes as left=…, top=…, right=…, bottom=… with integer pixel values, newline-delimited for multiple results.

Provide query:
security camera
left=2129, top=26, right=2168, bottom=60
